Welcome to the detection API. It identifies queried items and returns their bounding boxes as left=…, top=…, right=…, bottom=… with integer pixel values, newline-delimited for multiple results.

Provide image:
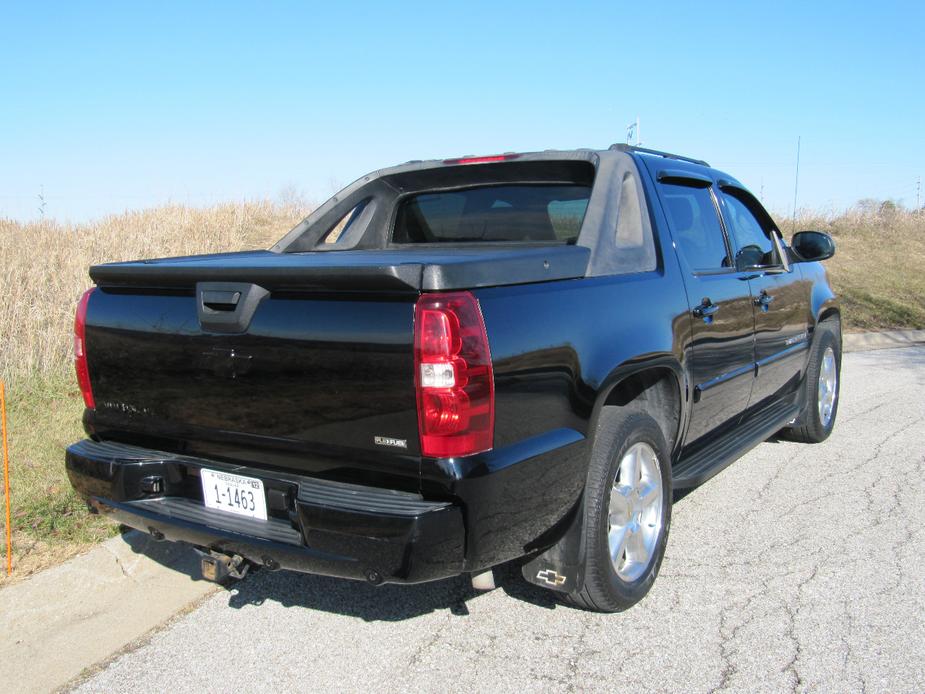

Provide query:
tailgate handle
left=196, top=282, right=269, bottom=334
left=202, top=290, right=241, bottom=312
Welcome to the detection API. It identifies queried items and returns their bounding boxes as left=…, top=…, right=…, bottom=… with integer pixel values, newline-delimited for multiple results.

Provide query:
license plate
left=200, top=468, right=268, bottom=521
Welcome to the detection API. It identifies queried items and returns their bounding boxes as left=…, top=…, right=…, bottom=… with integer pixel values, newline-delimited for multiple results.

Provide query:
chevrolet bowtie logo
left=199, top=347, right=253, bottom=379
left=536, top=569, right=566, bottom=586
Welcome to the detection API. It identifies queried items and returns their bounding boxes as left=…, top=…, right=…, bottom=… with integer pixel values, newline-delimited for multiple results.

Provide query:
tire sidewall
left=807, top=328, right=841, bottom=439
left=584, top=411, right=673, bottom=609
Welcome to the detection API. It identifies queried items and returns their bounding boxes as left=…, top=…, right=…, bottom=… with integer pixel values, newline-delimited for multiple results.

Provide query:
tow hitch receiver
left=199, top=551, right=250, bottom=582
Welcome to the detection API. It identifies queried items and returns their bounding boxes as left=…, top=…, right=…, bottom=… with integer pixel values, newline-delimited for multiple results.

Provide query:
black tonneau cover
left=89, top=246, right=591, bottom=292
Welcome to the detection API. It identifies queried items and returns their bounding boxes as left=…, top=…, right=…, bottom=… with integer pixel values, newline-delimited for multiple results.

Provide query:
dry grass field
left=0, top=199, right=922, bottom=581
left=0, top=200, right=308, bottom=582
left=793, top=204, right=925, bottom=330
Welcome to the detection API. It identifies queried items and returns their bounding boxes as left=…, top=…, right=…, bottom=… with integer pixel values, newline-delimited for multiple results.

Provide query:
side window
left=661, top=184, right=730, bottom=271
left=720, top=191, right=775, bottom=269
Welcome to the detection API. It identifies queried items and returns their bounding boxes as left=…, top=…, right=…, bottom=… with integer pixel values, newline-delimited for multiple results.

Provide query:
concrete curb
left=843, top=329, right=925, bottom=352
left=0, top=530, right=219, bottom=694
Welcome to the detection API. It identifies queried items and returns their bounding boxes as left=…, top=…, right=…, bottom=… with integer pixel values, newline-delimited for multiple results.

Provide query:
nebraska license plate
left=200, top=468, right=268, bottom=521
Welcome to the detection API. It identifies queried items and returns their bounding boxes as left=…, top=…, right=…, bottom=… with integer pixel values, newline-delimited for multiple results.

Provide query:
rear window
left=392, top=184, right=591, bottom=244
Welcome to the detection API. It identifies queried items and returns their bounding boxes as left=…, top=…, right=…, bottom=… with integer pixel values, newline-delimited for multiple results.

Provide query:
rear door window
left=392, top=184, right=591, bottom=244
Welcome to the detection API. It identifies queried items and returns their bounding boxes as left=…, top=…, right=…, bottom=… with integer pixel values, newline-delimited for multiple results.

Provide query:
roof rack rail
left=609, top=143, right=709, bottom=167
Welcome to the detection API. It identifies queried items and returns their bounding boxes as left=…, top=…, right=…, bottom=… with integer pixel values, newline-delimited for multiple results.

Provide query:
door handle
left=692, top=298, right=719, bottom=321
left=754, top=290, right=775, bottom=310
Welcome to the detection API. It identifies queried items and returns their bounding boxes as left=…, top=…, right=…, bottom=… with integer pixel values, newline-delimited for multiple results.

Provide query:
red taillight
left=442, top=154, right=520, bottom=165
left=74, top=288, right=96, bottom=409
left=414, top=292, right=494, bottom=458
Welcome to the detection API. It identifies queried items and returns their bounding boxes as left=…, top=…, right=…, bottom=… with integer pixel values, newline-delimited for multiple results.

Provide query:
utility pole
left=791, top=136, right=801, bottom=231
left=917, top=177, right=921, bottom=210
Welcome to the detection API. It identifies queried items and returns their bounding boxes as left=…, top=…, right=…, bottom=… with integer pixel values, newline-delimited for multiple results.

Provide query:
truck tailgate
left=84, top=285, right=421, bottom=480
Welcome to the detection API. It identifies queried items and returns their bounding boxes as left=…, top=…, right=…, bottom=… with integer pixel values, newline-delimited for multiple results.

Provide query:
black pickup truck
left=66, top=144, right=840, bottom=611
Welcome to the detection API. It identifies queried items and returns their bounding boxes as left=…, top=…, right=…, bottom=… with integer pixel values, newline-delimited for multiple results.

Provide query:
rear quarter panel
left=428, top=268, right=691, bottom=568
left=477, top=271, right=690, bottom=448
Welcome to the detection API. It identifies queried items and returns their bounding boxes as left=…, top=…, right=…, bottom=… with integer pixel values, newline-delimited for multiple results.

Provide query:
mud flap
left=521, top=502, right=587, bottom=594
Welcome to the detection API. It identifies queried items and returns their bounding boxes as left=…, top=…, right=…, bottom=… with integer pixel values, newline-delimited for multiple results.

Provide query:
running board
left=672, top=400, right=801, bottom=489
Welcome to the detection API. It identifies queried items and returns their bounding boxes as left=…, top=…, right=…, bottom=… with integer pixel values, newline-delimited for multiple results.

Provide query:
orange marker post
left=1, top=380, right=11, bottom=576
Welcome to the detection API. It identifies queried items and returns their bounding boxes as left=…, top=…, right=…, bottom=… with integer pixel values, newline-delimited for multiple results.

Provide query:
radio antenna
left=791, top=136, right=801, bottom=231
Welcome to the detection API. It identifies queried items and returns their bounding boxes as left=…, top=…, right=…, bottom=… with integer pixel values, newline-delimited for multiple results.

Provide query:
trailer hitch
left=197, top=550, right=250, bottom=583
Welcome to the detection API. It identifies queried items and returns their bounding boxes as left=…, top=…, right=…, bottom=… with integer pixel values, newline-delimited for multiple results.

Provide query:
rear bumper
left=65, top=440, right=465, bottom=584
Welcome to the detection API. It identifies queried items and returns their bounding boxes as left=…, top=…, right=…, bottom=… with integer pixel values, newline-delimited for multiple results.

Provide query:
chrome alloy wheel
left=607, top=442, right=664, bottom=582
left=818, top=346, right=838, bottom=427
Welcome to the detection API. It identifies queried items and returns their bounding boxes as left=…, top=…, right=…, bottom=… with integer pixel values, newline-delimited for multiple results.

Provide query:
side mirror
left=790, top=231, right=835, bottom=263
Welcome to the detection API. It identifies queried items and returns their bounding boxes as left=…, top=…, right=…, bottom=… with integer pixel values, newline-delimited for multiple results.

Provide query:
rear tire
left=566, top=410, right=672, bottom=612
left=782, top=322, right=841, bottom=443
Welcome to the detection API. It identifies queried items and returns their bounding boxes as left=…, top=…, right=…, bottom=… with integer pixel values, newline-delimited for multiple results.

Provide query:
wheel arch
left=813, top=305, right=842, bottom=353
left=592, top=358, right=686, bottom=459
left=817, top=305, right=841, bottom=333
left=809, top=267, right=840, bottom=336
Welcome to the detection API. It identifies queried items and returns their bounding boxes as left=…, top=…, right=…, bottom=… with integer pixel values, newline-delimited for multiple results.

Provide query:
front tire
left=782, top=322, right=841, bottom=443
left=567, top=410, right=672, bottom=612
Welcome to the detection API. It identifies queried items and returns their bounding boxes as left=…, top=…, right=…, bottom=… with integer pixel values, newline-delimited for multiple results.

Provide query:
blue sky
left=2, top=1, right=923, bottom=223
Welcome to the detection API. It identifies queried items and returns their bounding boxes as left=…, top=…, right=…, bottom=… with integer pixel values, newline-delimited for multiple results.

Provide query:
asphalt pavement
left=71, top=347, right=925, bottom=693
